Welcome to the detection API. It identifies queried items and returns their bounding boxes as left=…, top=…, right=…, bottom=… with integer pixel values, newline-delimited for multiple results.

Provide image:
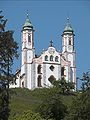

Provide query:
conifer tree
left=0, top=11, right=19, bottom=120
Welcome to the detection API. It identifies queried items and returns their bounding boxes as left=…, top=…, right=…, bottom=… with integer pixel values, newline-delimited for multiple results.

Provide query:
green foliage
left=52, top=78, right=75, bottom=94
left=0, top=11, right=19, bottom=83
left=9, top=88, right=49, bottom=119
left=8, top=88, right=74, bottom=120
left=64, top=89, right=90, bottom=120
left=0, top=89, right=10, bottom=120
left=81, top=72, right=90, bottom=91
left=64, top=71, right=90, bottom=120
left=0, top=12, right=19, bottom=120
left=36, top=88, right=67, bottom=120
left=0, top=30, right=19, bottom=81
left=13, top=110, right=43, bottom=120
left=8, top=79, right=75, bottom=120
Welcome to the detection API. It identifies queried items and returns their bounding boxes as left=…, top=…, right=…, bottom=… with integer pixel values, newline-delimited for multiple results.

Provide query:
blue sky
left=0, top=0, right=90, bottom=88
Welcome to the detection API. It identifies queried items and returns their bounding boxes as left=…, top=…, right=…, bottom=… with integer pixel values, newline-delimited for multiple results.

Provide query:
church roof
left=64, top=18, right=73, bottom=32
left=23, top=12, right=33, bottom=29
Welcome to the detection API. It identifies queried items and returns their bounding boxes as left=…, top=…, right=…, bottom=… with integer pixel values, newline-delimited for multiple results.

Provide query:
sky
left=0, top=0, right=90, bottom=88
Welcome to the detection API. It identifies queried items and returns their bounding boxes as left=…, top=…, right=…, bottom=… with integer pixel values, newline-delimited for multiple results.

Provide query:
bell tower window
left=69, top=37, right=71, bottom=45
left=28, top=33, right=31, bottom=43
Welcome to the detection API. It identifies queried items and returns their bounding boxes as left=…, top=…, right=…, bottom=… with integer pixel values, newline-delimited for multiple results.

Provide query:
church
left=10, top=13, right=76, bottom=90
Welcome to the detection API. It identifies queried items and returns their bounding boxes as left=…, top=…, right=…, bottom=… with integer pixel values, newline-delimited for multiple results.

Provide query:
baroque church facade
left=10, top=13, right=76, bottom=90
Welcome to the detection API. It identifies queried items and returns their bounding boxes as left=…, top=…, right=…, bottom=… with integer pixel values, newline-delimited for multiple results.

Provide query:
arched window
left=28, top=33, right=31, bottom=43
left=50, top=55, right=53, bottom=61
left=69, top=37, right=71, bottom=45
left=55, top=56, right=59, bottom=62
left=45, top=55, right=48, bottom=61
left=37, top=75, right=42, bottom=87
left=22, top=81, right=24, bottom=88
left=37, top=65, right=41, bottom=74
left=61, top=67, right=65, bottom=76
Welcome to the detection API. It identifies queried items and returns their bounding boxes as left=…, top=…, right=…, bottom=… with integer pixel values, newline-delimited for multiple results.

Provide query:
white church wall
left=70, top=67, right=76, bottom=83
left=64, top=65, right=69, bottom=82
left=45, top=64, right=60, bottom=86
left=27, top=64, right=32, bottom=89
left=68, top=54, right=73, bottom=66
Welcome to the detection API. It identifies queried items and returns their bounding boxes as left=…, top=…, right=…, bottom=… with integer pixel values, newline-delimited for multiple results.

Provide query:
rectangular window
left=61, top=67, right=64, bottom=76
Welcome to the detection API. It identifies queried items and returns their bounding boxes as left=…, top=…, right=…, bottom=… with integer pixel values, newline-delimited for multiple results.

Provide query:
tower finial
left=50, top=40, right=53, bottom=47
left=26, top=10, right=29, bottom=18
left=67, top=17, right=70, bottom=24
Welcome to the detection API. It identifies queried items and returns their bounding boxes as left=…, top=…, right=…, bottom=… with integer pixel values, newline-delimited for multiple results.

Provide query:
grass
left=9, top=88, right=75, bottom=120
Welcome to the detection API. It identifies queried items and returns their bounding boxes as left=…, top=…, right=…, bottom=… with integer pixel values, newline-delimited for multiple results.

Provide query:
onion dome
left=63, top=18, right=74, bottom=34
left=23, top=12, right=33, bottom=30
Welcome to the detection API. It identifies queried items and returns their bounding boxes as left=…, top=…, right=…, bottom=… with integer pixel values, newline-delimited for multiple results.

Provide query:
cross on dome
left=50, top=40, right=53, bottom=47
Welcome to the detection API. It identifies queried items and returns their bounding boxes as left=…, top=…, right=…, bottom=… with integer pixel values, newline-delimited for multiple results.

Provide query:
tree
left=0, top=89, right=9, bottom=120
left=52, top=78, right=75, bottom=94
left=81, top=72, right=90, bottom=91
left=13, top=110, right=43, bottom=120
left=64, top=89, right=90, bottom=120
left=37, top=89, right=67, bottom=120
left=0, top=31, right=19, bottom=82
left=0, top=11, right=19, bottom=120
left=77, top=71, right=90, bottom=92
left=0, top=11, right=19, bottom=84
left=64, top=72, right=90, bottom=120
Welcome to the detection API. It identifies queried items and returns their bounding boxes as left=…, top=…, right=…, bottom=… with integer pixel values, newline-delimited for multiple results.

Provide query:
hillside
left=9, top=88, right=75, bottom=120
